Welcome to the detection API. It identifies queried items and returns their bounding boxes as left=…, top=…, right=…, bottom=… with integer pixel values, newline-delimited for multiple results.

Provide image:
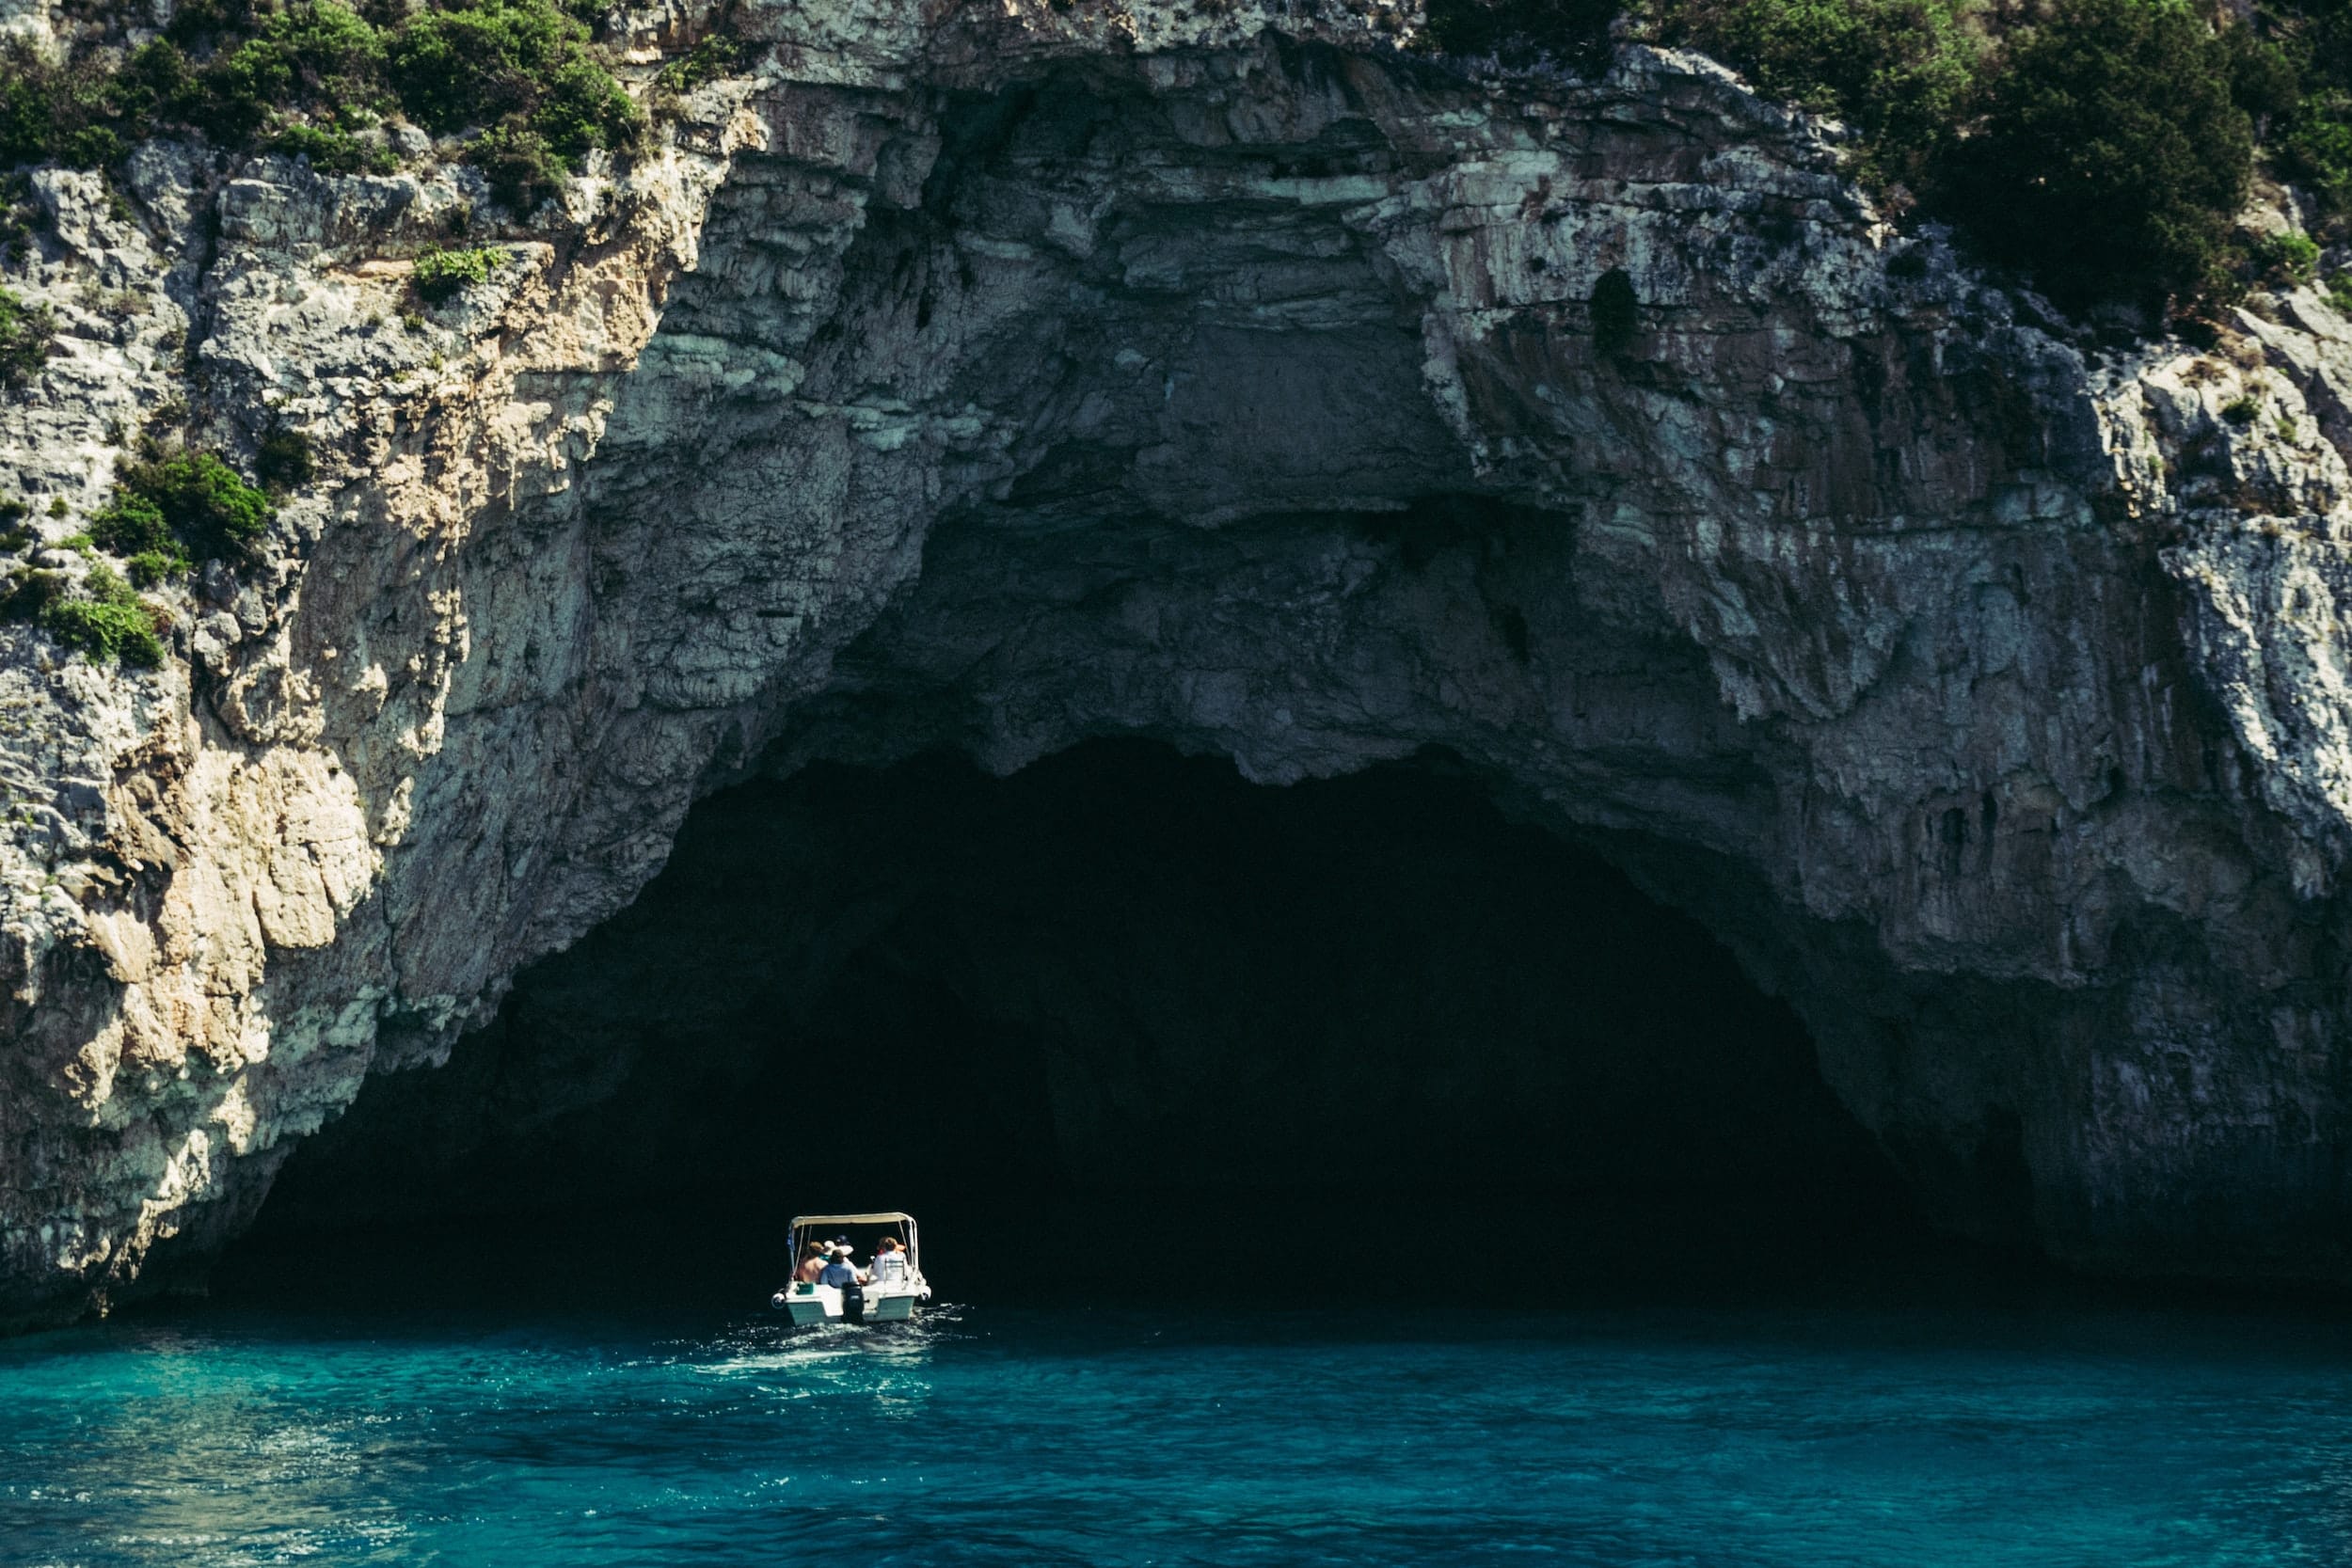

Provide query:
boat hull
left=866, top=1289, right=920, bottom=1322
left=773, top=1282, right=928, bottom=1325
left=782, top=1289, right=838, bottom=1326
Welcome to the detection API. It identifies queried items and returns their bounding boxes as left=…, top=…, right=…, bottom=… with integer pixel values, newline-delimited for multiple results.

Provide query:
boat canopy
left=788, top=1212, right=922, bottom=1279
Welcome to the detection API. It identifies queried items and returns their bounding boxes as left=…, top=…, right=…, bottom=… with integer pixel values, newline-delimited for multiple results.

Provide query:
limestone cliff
left=7, top=0, right=2352, bottom=1327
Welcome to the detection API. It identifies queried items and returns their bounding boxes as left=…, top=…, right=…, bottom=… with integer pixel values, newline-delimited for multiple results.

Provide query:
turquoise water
left=4, top=1293, right=2351, bottom=1566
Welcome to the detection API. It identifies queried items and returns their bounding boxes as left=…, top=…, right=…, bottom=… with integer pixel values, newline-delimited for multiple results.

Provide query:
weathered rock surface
left=10, top=0, right=2352, bottom=1326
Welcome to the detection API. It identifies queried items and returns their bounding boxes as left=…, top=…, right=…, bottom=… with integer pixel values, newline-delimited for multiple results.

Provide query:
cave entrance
left=237, top=741, right=1924, bottom=1303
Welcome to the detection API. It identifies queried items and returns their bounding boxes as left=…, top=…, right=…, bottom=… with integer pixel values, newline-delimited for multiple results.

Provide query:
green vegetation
left=269, top=119, right=400, bottom=175
left=1648, top=0, right=1979, bottom=191
left=187, top=0, right=391, bottom=145
left=2254, top=229, right=2323, bottom=283
left=0, top=562, right=166, bottom=667
left=57, top=447, right=277, bottom=658
left=1942, top=0, right=2252, bottom=309
left=2258, top=7, right=2352, bottom=213
left=387, top=0, right=641, bottom=169
left=0, top=40, right=138, bottom=169
left=92, top=451, right=274, bottom=572
left=0, top=283, right=54, bottom=384
left=0, top=496, right=30, bottom=554
left=2223, top=395, right=2262, bottom=423
left=0, top=176, right=37, bottom=263
left=255, top=427, right=316, bottom=490
left=1416, top=1, right=2352, bottom=314
left=0, top=487, right=173, bottom=665
left=655, top=34, right=754, bottom=97
left=412, top=244, right=501, bottom=302
left=0, top=0, right=645, bottom=211
left=461, top=124, right=567, bottom=214
left=40, top=562, right=166, bottom=667
left=0, top=567, right=64, bottom=626
left=87, top=489, right=191, bottom=577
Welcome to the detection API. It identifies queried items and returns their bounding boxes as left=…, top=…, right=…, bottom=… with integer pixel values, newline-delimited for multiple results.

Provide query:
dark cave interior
left=223, top=741, right=1935, bottom=1307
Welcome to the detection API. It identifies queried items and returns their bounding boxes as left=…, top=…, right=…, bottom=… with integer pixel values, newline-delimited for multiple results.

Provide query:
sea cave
left=233, top=739, right=1928, bottom=1301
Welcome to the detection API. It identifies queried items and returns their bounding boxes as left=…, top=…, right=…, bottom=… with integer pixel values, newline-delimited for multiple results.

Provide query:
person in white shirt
left=868, top=1236, right=911, bottom=1285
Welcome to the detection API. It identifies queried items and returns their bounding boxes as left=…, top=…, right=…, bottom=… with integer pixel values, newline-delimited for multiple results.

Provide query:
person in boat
left=818, top=1245, right=867, bottom=1290
left=795, top=1243, right=829, bottom=1285
left=868, top=1236, right=911, bottom=1286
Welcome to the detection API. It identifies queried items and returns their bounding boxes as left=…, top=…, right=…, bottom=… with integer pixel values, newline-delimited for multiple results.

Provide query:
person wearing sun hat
left=819, top=1245, right=866, bottom=1289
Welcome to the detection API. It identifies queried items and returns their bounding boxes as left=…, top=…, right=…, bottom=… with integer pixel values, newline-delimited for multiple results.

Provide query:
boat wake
left=685, top=1305, right=971, bottom=1380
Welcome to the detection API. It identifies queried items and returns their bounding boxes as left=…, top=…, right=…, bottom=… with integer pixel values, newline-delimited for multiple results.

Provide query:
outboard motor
left=843, top=1284, right=866, bottom=1323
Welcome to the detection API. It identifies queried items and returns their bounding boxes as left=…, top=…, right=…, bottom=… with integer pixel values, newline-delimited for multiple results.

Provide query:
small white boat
left=770, top=1211, right=931, bottom=1326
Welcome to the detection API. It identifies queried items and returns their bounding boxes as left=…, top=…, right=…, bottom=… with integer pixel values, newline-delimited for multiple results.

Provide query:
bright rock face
left=8, top=0, right=2352, bottom=1326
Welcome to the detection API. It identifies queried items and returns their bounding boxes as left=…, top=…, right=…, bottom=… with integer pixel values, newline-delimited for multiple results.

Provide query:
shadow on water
left=210, top=1180, right=2059, bottom=1324
left=195, top=1162, right=2352, bottom=1368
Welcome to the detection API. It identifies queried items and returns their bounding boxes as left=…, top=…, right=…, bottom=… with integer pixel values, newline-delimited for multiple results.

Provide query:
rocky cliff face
left=8, top=0, right=2352, bottom=1328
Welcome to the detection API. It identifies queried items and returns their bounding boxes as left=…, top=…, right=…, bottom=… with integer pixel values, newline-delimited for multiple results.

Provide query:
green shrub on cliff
left=0, top=0, right=643, bottom=213
left=1649, top=0, right=1979, bottom=190
left=0, top=40, right=153, bottom=170
left=463, top=124, right=567, bottom=212
left=532, top=54, right=643, bottom=160
left=654, top=33, right=754, bottom=97
left=267, top=119, right=400, bottom=175
left=0, top=284, right=55, bottom=385
left=0, top=46, right=56, bottom=168
left=37, top=562, right=166, bottom=667
left=0, top=561, right=167, bottom=666
left=92, top=451, right=274, bottom=572
left=87, top=489, right=198, bottom=586
left=1418, top=0, right=2270, bottom=311
left=1941, top=0, right=2253, bottom=309
left=0, top=566, right=64, bottom=625
left=1650, top=0, right=2254, bottom=305
left=2253, top=229, right=2322, bottom=284
left=255, top=427, right=317, bottom=490
left=389, top=0, right=642, bottom=200
left=87, top=490, right=175, bottom=558
left=188, top=0, right=390, bottom=144
left=412, top=243, right=501, bottom=302
left=388, top=0, right=587, bottom=133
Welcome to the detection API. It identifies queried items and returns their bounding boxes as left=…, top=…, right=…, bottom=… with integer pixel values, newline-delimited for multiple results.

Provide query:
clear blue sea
left=4, top=1291, right=2350, bottom=1566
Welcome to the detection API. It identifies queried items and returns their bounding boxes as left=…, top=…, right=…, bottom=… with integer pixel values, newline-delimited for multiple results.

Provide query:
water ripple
left=2, top=1298, right=2348, bottom=1565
